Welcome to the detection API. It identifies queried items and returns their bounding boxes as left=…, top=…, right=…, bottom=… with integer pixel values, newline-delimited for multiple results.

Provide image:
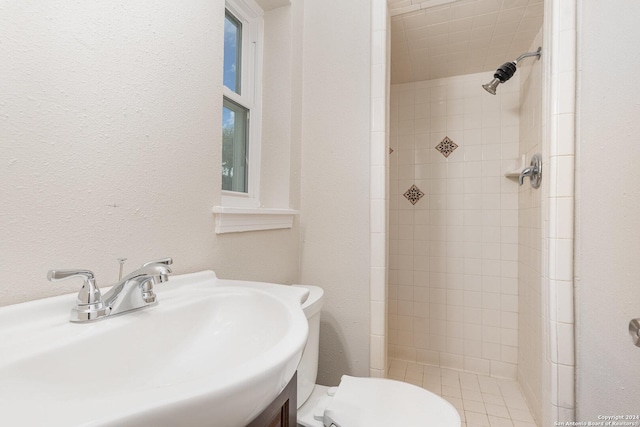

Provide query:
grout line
left=387, top=358, right=538, bottom=427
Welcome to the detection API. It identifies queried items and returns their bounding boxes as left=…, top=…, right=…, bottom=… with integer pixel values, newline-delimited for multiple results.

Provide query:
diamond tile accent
left=403, top=184, right=424, bottom=205
left=389, top=147, right=394, bottom=154
left=435, top=136, right=458, bottom=158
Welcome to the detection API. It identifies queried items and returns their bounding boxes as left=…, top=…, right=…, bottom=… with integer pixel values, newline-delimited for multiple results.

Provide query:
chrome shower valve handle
left=519, top=154, right=542, bottom=188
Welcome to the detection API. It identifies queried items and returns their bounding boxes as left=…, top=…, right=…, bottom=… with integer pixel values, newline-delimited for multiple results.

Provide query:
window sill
left=212, top=207, right=299, bottom=234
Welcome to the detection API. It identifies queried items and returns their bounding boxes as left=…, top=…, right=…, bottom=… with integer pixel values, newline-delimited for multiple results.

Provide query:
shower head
left=482, top=47, right=542, bottom=95
left=482, top=78, right=501, bottom=95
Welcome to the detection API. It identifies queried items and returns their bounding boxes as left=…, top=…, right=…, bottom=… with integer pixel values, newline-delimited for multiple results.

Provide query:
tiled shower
left=380, top=0, right=578, bottom=424
left=388, top=72, right=522, bottom=378
left=387, top=55, right=544, bottom=427
left=386, top=62, right=542, bottom=423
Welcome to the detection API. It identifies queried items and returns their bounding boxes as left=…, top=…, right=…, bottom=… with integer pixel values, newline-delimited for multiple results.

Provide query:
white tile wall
left=389, top=71, right=521, bottom=378
left=370, top=0, right=389, bottom=379
left=517, top=27, right=543, bottom=425
left=541, top=0, right=576, bottom=422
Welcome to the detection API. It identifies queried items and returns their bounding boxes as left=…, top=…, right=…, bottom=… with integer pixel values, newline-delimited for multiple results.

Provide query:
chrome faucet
left=48, top=258, right=172, bottom=323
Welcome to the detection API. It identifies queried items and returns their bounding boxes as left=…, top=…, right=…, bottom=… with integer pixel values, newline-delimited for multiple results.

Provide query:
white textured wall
left=388, top=72, right=520, bottom=378
left=299, top=0, right=372, bottom=385
left=262, top=5, right=294, bottom=209
left=0, top=0, right=376, bottom=390
left=0, top=1, right=301, bottom=305
left=575, top=0, right=640, bottom=417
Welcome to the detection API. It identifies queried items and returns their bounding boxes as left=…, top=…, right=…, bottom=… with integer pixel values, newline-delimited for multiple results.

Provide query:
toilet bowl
left=294, top=285, right=460, bottom=427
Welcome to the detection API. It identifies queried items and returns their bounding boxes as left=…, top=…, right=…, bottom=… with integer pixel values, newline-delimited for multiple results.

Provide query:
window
left=222, top=0, right=263, bottom=208
left=213, top=0, right=299, bottom=233
left=223, top=11, right=242, bottom=95
left=222, top=98, right=248, bottom=192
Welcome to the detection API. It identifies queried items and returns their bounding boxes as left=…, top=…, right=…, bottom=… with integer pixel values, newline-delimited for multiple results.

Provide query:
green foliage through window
left=222, top=98, right=248, bottom=193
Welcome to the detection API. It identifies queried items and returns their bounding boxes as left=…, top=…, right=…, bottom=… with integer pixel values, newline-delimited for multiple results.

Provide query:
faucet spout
left=102, top=263, right=172, bottom=317
left=117, top=264, right=171, bottom=287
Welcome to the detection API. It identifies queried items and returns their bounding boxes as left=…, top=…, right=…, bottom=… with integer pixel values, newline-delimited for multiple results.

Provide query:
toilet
left=294, top=285, right=461, bottom=427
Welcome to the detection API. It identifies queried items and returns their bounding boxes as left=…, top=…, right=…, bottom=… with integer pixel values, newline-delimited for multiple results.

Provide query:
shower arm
left=514, top=47, right=542, bottom=65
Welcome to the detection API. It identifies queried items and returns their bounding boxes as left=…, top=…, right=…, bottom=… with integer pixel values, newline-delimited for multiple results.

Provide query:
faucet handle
left=48, top=269, right=94, bottom=282
left=47, top=269, right=103, bottom=307
left=141, top=257, right=173, bottom=268
left=48, top=269, right=109, bottom=322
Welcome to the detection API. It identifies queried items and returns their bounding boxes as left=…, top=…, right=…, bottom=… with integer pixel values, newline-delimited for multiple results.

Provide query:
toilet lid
left=320, top=376, right=460, bottom=427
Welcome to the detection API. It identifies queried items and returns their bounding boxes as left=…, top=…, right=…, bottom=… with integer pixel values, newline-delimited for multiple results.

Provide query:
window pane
left=222, top=98, right=248, bottom=193
left=224, top=11, right=242, bottom=94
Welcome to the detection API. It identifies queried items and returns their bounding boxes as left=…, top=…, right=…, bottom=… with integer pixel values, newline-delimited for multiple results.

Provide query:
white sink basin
left=0, top=271, right=309, bottom=427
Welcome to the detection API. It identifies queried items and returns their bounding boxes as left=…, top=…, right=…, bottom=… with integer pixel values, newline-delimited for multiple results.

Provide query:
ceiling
left=255, top=0, right=290, bottom=11
left=389, top=0, right=544, bottom=84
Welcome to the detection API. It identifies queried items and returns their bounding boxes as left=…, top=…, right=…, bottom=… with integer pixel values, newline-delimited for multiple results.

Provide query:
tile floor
left=387, top=359, right=538, bottom=427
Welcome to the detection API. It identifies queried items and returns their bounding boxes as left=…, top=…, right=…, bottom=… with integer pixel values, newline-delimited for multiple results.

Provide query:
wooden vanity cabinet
left=246, top=372, right=297, bottom=427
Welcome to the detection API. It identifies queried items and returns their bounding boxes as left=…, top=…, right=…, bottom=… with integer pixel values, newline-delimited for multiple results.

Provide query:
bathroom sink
left=0, top=271, right=309, bottom=427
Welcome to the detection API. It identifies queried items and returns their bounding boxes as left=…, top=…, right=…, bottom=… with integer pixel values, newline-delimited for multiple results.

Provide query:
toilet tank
left=292, top=285, right=324, bottom=408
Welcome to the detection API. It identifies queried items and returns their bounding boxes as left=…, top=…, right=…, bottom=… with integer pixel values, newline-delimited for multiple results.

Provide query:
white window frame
left=214, top=0, right=299, bottom=234
left=222, top=0, right=263, bottom=209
